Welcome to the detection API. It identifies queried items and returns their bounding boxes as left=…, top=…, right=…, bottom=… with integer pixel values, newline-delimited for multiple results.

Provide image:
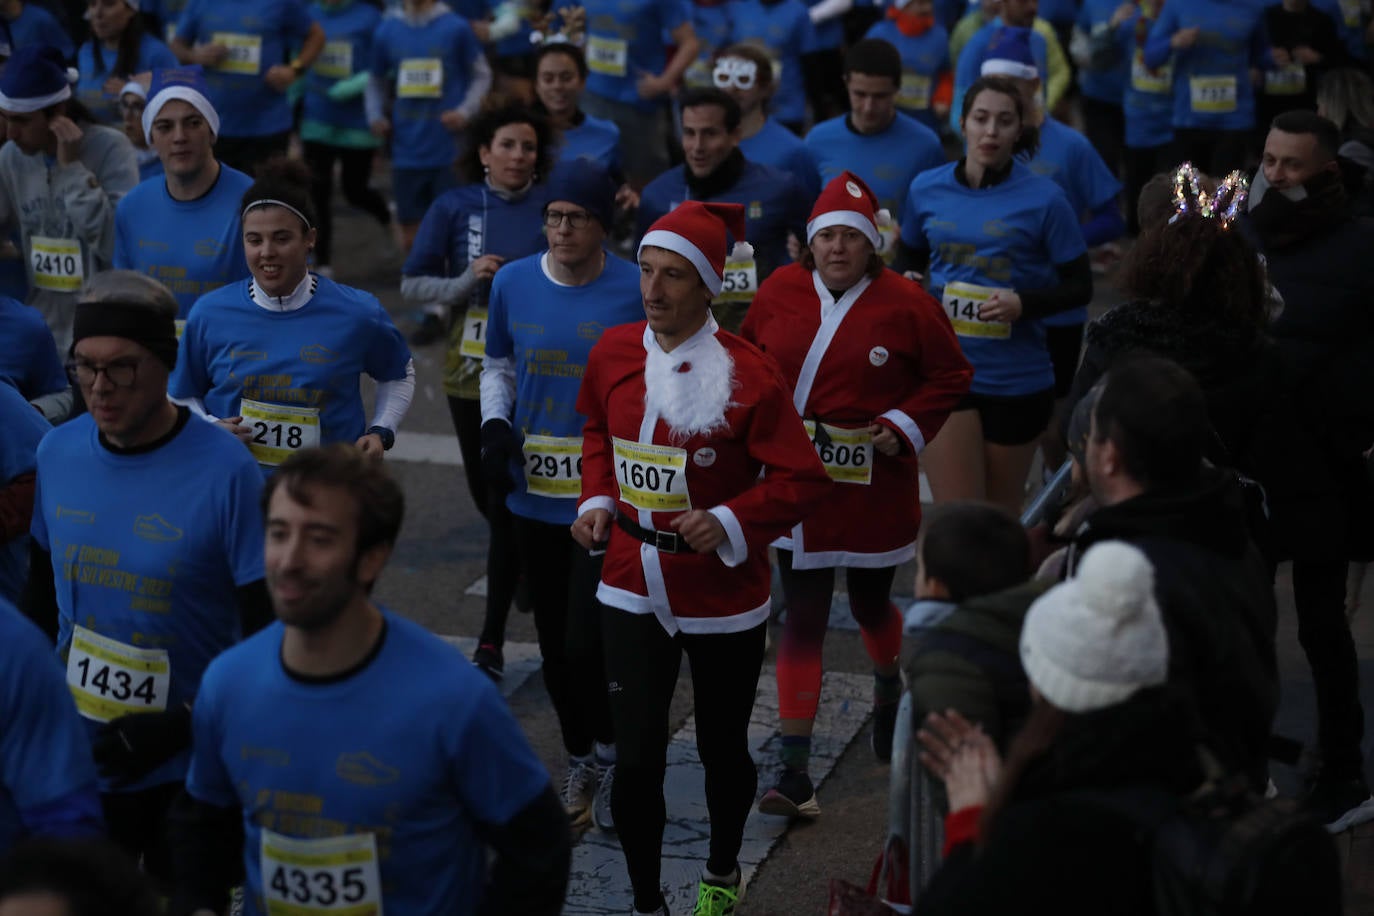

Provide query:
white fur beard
left=644, top=333, right=737, bottom=443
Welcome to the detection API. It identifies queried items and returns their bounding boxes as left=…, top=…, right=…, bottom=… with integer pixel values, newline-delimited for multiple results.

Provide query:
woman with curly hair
left=1064, top=166, right=1280, bottom=468
left=400, top=102, right=555, bottom=680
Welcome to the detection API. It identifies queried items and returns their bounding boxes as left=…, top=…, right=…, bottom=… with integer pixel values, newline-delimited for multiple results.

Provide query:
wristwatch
left=367, top=426, right=395, bottom=451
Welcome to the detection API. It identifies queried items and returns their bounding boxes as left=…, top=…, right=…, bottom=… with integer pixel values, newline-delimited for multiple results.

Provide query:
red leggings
left=775, top=550, right=903, bottom=720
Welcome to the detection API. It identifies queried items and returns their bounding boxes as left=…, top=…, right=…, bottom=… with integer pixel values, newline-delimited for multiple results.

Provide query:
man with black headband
left=24, top=270, right=271, bottom=882
left=1246, top=110, right=1374, bottom=833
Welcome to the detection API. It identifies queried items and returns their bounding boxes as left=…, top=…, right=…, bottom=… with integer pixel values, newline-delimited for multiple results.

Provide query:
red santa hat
left=639, top=201, right=753, bottom=297
left=806, top=171, right=889, bottom=250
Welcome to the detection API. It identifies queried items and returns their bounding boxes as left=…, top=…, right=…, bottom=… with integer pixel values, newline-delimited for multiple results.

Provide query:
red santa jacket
left=576, top=318, right=833, bottom=634
left=741, top=263, right=972, bottom=569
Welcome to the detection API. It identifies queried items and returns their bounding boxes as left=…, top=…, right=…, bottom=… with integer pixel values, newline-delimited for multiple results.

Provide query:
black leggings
left=303, top=141, right=391, bottom=267
left=448, top=395, right=521, bottom=648
left=514, top=516, right=612, bottom=756
left=601, top=608, right=766, bottom=910
left=1169, top=128, right=1251, bottom=178
left=102, top=780, right=182, bottom=883
left=1292, top=557, right=1366, bottom=781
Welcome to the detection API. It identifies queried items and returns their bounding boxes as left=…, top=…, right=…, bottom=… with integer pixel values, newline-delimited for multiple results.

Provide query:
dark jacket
left=904, top=582, right=1047, bottom=751
left=1066, top=299, right=1284, bottom=472
left=1070, top=471, right=1279, bottom=789
left=916, top=687, right=1206, bottom=916
left=1245, top=203, right=1374, bottom=555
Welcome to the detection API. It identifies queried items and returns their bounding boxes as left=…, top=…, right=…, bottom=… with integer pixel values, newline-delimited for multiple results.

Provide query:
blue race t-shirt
left=740, top=118, right=821, bottom=201
left=486, top=252, right=643, bottom=525
left=0, top=297, right=65, bottom=401
left=113, top=165, right=255, bottom=318
left=727, top=0, right=814, bottom=125
left=1121, top=7, right=1175, bottom=150
left=150, top=0, right=191, bottom=43
left=9, top=2, right=74, bottom=60
left=901, top=161, right=1086, bottom=396
left=1144, top=0, right=1270, bottom=131
left=953, top=17, right=1052, bottom=124
left=862, top=19, right=951, bottom=130
left=582, top=0, right=692, bottom=110
left=637, top=159, right=808, bottom=285
left=1076, top=0, right=1131, bottom=104
left=304, top=0, right=382, bottom=135
left=170, top=276, right=412, bottom=468
left=76, top=34, right=180, bottom=124
left=0, top=381, right=50, bottom=604
left=805, top=112, right=946, bottom=223
left=558, top=112, right=622, bottom=172
left=371, top=9, right=484, bottom=169
left=31, top=412, right=265, bottom=793
left=683, top=1, right=733, bottom=89
left=185, top=612, right=553, bottom=916
left=175, top=0, right=315, bottom=137
left=1025, top=117, right=1119, bottom=327
left=0, top=598, right=100, bottom=854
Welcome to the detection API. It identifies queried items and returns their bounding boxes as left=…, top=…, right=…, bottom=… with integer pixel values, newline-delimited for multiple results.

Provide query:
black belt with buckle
left=616, top=514, right=687, bottom=554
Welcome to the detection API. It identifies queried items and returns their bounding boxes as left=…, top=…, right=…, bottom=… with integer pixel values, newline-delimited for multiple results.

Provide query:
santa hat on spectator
left=981, top=27, right=1039, bottom=81
left=806, top=170, right=890, bottom=250
left=0, top=46, right=78, bottom=113
left=1019, top=541, right=1169, bottom=713
left=639, top=201, right=752, bottom=297
left=142, top=67, right=220, bottom=144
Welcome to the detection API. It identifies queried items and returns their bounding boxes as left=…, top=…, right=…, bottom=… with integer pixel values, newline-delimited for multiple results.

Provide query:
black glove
left=480, top=419, right=517, bottom=496
left=92, top=706, right=193, bottom=785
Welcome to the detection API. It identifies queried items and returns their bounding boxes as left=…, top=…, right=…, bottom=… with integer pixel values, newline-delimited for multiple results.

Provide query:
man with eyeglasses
left=478, top=160, right=641, bottom=831
left=804, top=38, right=946, bottom=262
left=636, top=86, right=809, bottom=333
left=113, top=68, right=254, bottom=321
left=25, top=270, right=271, bottom=884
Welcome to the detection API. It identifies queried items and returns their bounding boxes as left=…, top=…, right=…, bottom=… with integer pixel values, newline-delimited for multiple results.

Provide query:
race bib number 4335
left=261, top=829, right=382, bottom=916
left=612, top=438, right=690, bottom=512
left=65, top=626, right=170, bottom=723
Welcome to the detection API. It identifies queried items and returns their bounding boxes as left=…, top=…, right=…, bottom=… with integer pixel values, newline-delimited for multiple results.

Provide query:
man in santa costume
left=573, top=201, right=832, bottom=916
left=742, top=170, right=971, bottom=819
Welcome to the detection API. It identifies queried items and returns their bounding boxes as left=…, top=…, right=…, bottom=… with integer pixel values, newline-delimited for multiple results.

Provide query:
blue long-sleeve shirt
left=1144, top=0, right=1272, bottom=131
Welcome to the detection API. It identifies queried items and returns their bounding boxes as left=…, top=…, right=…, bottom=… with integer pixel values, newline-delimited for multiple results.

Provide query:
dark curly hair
left=455, top=102, right=555, bottom=186
left=240, top=156, right=317, bottom=230
left=1120, top=212, right=1269, bottom=332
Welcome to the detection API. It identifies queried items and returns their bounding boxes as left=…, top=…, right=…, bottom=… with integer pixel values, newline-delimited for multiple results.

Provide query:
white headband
left=981, top=59, right=1039, bottom=81
left=243, top=199, right=314, bottom=230
left=142, top=85, right=220, bottom=144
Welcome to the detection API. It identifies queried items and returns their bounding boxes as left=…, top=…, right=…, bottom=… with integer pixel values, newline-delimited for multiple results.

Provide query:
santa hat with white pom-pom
left=1019, top=541, right=1169, bottom=713
left=0, top=45, right=80, bottom=113
left=806, top=170, right=890, bottom=251
left=639, top=201, right=752, bottom=297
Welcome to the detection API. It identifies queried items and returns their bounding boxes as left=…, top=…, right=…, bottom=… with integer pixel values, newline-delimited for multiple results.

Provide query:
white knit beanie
left=1019, top=541, right=1169, bottom=713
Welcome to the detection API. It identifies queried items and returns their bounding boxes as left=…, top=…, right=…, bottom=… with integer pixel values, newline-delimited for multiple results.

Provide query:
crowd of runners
left=0, top=0, right=1372, bottom=913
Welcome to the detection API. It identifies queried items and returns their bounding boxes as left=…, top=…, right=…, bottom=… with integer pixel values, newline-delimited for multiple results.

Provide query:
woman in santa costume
left=573, top=200, right=832, bottom=916
left=741, top=171, right=972, bottom=819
